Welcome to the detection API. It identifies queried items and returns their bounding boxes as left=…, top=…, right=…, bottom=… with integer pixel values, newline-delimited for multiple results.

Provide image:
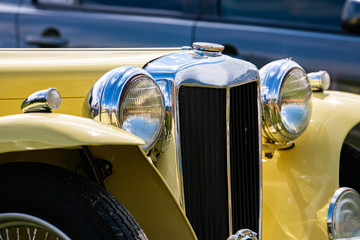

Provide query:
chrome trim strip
left=226, top=87, right=233, bottom=236
left=257, top=80, right=263, bottom=240
left=175, top=83, right=185, bottom=208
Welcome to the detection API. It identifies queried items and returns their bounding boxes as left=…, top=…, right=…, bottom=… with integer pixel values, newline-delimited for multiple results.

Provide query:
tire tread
left=0, top=163, right=147, bottom=240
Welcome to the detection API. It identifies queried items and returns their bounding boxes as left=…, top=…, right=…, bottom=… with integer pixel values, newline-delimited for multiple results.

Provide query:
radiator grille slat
left=179, top=82, right=260, bottom=240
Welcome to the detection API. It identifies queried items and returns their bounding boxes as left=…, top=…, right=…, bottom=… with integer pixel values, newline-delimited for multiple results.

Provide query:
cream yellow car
left=0, top=43, right=359, bottom=240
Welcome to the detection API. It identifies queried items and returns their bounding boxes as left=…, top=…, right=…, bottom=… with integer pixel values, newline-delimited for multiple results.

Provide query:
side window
left=81, top=0, right=184, bottom=12
left=220, top=0, right=346, bottom=30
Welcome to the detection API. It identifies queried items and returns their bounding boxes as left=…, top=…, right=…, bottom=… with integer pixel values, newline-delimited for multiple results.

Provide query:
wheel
left=0, top=162, right=147, bottom=240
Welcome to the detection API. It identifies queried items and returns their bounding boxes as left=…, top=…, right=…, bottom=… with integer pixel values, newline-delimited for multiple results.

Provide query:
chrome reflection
left=155, top=79, right=174, bottom=152
left=308, top=71, right=331, bottom=91
left=120, top=75, right=165, bottom=150
left=145, top=49, right=262, bottom=236
left=85, top=66, right=165, bottom=151
left=86, top=66, right=148, bottom=125
left=21, top=88, right=61, bottom=113
left=227, top=229, right=258, bottom=240
left=260, top=59, right=313, bottom=143
left=193, top=42, right=224, bottom=56
left=327, top=187, right=360, bottom=240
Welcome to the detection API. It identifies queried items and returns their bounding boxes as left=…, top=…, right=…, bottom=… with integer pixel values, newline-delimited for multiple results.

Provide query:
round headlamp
left=87, top=66, right=165, bottom=151
left=327, top=188, right=360, bottom=239
left=119, top=75, right=165, bottom=150
left=260, top=59, right=313, bottom=142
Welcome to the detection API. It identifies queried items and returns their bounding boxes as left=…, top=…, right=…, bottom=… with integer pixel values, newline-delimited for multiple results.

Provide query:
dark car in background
left=1, top=0, right=360, bottom=93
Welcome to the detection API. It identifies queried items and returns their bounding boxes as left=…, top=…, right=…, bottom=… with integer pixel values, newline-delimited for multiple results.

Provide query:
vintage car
left=0, top=42, right=359, bottom=240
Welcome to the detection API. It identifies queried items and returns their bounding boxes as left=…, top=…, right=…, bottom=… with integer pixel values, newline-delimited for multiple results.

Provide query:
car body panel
left=262, top=91, right=360, bottom=239
left=0, top=113, right=144, bottom=154
left=0, top=49, right=175, bottom=115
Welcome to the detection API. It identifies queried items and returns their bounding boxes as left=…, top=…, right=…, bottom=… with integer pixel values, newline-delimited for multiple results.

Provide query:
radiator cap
left=193, top=42, right=224, bottom=56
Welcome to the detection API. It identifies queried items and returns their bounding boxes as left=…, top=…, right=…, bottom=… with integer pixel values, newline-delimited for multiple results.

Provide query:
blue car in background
left=1, top=0, right=360, bottom=93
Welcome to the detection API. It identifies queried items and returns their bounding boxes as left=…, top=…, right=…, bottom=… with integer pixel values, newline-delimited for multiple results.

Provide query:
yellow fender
left=0, top=113, right=197, bottom=240
left=262, top=91, right=360, bottom=239
left=0, top=113, right=144, bottom=153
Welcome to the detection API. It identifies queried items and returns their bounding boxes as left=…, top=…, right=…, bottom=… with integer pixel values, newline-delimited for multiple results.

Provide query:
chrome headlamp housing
left=260, top=59, right=313, bottom=143
left=86, top=66, right=165, bottom=151
left=328, top=188, right=360, bottom=239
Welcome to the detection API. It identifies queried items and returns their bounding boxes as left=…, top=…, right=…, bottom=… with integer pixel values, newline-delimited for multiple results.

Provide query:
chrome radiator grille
left=178, top=82, right=260, bottom=240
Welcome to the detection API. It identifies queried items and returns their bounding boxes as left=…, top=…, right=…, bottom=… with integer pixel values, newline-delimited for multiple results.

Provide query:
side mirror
left=342, top=0, right=360, bottom=34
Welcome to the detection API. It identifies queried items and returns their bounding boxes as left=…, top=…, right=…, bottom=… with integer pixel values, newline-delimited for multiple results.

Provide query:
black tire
left=0, top=162, right=147, bottom=240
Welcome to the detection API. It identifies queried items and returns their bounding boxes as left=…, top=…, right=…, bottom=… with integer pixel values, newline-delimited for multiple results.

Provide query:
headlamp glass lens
left=280, top=69, right=312, bottom=137
left=120, top=75, right=164, bottom=150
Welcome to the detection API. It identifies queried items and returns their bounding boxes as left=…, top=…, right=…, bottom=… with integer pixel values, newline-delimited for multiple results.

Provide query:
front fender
left=0, top=113, right=197, bottom=240
left=0, top=113, right=144, bottom=154
left=262, top=91, right=360, bottom=239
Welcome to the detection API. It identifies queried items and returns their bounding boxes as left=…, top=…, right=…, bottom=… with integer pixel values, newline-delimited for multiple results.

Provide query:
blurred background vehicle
left=1, top=0, right=360, bottom=93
